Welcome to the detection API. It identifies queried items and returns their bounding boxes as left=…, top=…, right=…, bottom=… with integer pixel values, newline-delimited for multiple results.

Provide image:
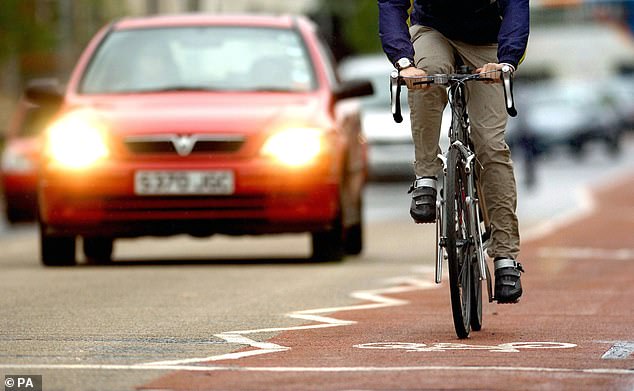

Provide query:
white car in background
left=339, top=54, right=449, bottom=180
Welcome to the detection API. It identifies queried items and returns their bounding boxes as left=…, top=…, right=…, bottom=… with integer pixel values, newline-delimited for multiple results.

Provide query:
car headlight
left=44, top=110, right=110, bottom=169
left=261, top=127, right=327, bottom=167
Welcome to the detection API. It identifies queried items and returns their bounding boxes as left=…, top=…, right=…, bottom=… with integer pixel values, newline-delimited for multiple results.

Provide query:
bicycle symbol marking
left=354, top=342, right=577, bottom=353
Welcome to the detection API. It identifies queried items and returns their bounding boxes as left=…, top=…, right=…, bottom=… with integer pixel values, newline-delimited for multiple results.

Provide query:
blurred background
left=0, top=0, right=633, bottom=218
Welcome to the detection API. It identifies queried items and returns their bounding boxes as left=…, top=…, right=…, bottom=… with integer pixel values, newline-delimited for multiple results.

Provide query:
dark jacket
left=378, top=0, right=529, bottom=69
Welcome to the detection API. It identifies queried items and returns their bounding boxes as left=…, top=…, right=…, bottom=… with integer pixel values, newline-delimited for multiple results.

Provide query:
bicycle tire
left=470, top=256, right=483, bottom=331
left=470, top=176, right=484, bottom=331
left=446, top=147, right=471, bottom=339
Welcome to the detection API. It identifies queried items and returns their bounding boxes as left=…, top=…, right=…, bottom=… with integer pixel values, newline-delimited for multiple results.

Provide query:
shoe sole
left=496, top=298, right=521, bottom=304
left=413, top=218, right=436, bottom=224
left=410, top=212, right=436, bottom=224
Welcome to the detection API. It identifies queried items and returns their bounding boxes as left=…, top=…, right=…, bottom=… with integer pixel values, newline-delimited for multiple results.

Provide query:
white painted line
left=140, top=267, right=439, bottom=367
left=538, top=247, right=634, bottom=261
left=0, top=363, right=632, bottom=376
left=355, top=341, right=577, bottom=353
left=602, top=342, right=634, bottom=360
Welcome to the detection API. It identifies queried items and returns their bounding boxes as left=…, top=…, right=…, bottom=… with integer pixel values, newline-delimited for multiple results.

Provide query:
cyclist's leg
left=408, top=25, right=453, bottom=178
left=408, top=26, right=454, bottom=223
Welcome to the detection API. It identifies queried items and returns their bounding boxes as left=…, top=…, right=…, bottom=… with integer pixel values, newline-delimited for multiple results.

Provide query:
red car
left=27, top=14, right=372, bottom=266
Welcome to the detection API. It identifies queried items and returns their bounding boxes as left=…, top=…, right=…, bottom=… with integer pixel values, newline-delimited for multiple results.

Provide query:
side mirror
left=24, top=78, right=63, bottom=108
left=335, top=79, right=374, bottom=102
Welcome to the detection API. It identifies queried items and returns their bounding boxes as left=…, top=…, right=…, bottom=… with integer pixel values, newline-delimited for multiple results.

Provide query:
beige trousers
left=407, top=25, right=520, bottom=259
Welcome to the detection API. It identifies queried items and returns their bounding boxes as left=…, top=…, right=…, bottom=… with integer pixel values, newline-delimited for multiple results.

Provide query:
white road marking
left=140, top=267, right=439, bottom=367
left=0, top=363, right=632, bottom=376
left=354, top=341, right=577, bottom=353
left=602, top=342, right=634, bottom=360
left=538, top=247, right=634, bottom=261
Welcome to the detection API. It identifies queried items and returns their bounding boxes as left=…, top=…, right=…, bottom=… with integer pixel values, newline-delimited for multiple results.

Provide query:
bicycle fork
left=435, top=142, right=490, bottom=293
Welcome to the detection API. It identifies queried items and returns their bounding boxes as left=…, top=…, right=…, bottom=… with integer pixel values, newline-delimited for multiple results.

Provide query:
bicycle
left=390, top=65, right=517, bottom=339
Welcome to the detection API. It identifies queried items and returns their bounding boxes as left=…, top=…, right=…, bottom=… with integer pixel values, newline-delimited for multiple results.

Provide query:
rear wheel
left=83, top=237, right=114, bottom=264
left=311, top=201, right=345, bottom=262
left=344, top=198, right=363, bottom=256
left=446, top=148, right=471, bottom=339
left=311, top=224, right=344, bottom=262
left=40, top=223, right=76, bottom=267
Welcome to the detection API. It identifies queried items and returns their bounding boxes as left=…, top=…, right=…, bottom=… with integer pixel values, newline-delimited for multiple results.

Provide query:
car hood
left=64, top=93, right=326, bottom=136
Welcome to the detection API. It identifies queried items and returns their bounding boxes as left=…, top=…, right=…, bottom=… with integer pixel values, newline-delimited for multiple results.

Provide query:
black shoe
left=408, top=177, right=437, bottom=224
left=494, top=258, right=524, bottom=304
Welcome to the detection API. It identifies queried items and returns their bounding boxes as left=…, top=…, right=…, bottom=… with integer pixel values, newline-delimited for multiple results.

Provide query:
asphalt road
left=0, top=135, right=632, bottom=390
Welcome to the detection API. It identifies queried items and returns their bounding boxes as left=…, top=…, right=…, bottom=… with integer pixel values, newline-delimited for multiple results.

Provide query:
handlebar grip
left=390, top=70, right=403, bottom=123
left=501, top=66, right=517, bottom=117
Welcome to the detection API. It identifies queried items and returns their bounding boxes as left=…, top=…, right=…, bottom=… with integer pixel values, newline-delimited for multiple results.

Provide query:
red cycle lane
left=141, top=173, right=634, bottom=390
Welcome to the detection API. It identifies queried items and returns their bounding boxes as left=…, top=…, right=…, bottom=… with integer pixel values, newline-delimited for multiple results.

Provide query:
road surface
left=0, top=136, right=632, bottom=390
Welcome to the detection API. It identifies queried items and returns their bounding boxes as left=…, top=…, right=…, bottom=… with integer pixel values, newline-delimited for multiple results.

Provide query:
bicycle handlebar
left=390, top=66, right=517, bottom=123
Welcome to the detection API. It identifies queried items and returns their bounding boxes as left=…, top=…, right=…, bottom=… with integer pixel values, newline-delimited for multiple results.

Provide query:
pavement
left=136, top=164, right=634, bottom=389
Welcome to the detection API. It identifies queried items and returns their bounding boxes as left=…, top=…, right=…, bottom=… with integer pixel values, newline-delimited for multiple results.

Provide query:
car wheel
left=83, top=237, right=114, bottom=264
left=5, top=207, right=26, bottom=225
left=40, top=224, right=76, bottom=267
left=345, top=200, right=363, bottom=256
left=345, top=222, right=363, bottom=255
left=311, top=214, right=345, bottom=262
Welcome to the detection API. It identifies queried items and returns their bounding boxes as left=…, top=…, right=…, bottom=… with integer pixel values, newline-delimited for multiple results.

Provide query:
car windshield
left=79, top=26, right=317, bottom=94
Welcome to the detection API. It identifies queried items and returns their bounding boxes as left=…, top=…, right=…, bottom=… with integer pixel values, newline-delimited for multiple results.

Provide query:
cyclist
left=378, top=0, right=529, bottom=303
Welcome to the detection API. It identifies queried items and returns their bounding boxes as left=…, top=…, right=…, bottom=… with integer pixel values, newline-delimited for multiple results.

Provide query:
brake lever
left=390, top=70, right=403, bottom=123
left=501, top=65, right=517, bottom=117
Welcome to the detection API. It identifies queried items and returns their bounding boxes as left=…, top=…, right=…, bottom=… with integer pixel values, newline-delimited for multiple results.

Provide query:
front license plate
left=134, top=170, right=234, bottom=195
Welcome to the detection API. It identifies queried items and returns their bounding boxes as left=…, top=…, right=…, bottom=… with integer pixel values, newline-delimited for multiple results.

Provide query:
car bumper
left=39, top=160, right=341, bottom=237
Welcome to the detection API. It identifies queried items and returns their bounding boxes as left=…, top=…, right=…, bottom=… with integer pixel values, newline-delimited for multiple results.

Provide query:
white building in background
left=125, top=0, right=319, bottom=15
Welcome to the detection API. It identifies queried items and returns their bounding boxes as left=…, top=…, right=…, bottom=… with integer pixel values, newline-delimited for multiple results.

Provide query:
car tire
left=344, top=200, right=363, bottom=256
left=5, top=207, right=26, bottom=225
left=40, top=224, right=76, bottom=267
left=311, top=214, right=345, bottom=262
left=83, top=237, right=114, bottom=264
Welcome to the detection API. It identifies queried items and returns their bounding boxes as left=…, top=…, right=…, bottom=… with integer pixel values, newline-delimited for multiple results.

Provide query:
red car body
left=33, top=14, right=371, bottom=265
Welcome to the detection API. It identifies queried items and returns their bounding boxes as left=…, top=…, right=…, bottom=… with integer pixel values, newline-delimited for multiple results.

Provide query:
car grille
left=124, top=134, right=244, bottom=156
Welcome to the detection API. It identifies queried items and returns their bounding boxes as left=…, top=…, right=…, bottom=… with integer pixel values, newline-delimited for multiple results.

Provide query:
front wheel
left=40, top=223, right=76, bottom=267
left=83, top=237, right=114, bottom=264
left=446, top=148, right=471, bottom=339
left=470, top=257, right=483, bottom=331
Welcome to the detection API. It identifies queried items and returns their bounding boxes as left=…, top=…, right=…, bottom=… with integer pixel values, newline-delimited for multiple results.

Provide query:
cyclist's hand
left=475, top=63, right=505, bottom=84
left=400, top=66, right=429, bottom=89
